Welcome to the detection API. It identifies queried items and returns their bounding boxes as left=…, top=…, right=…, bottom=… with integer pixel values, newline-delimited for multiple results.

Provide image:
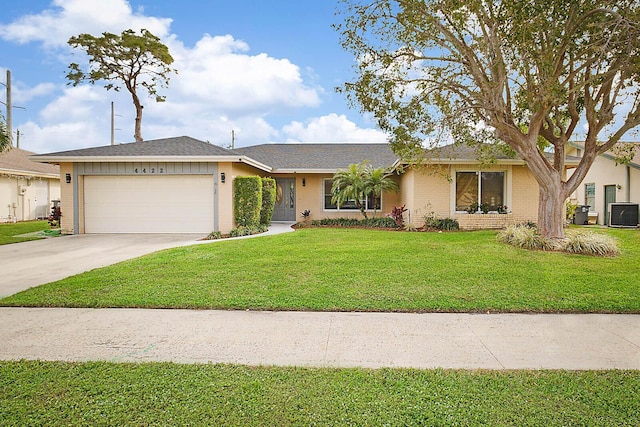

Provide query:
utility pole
left=6, top=70, right=11, bottom=146
left=110, top=102, right=121, bottom=145
left=231, top=129, right=235, bottom=149
left=1, top=70, right=25, bottom=147
left=111, top=102, right=115, bottom=145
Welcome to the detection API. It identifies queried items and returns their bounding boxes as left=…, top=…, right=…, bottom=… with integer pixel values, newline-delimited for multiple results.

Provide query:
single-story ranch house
left=31, top=136, right=579, bottom=234
left=1, top=147, right=60, bottom=223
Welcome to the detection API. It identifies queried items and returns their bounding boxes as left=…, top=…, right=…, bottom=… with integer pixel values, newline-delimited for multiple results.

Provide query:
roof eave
left=398, top=158, right=581, bottom=167
left=235, top=156, right=272, bottom=172
left=271, top=168, right=346, bottom=174
left=30, top=155, right=273, bottom=172
left=0, top=168, right=59, bottom=179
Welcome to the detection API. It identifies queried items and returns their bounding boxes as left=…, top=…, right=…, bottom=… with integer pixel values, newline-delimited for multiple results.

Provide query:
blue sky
left=0, top=0, right=387, bottom=153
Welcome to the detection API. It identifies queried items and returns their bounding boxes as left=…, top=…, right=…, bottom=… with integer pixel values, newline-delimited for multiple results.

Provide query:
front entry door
left=272, top=178, right=296, bottom=221
left=604, top=185, right=617, bottom=226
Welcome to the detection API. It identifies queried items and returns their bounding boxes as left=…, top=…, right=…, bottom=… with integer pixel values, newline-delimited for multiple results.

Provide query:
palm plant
left=331, top=162, right=399, bottom=219
left=363, top=165, right=399, bottom=218
left=331, top=162, right=368, bottom=218
left=0, top=114, right=10, bottom=153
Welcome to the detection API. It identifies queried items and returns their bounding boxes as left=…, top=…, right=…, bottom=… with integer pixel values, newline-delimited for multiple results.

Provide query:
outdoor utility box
left=573, top=205, right=590, bottom=225
left=609, top=203, right=639, bottom=227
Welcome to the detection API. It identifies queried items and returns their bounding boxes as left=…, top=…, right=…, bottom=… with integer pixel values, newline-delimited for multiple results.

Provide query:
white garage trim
left=84, top=175, right=215, bottom=233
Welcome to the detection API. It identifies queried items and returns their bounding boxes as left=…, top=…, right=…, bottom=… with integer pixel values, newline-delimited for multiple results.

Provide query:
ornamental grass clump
left=498, top=224, right=555, bottom=251
left=498, top=224, right=620, bottom=256
left=563, top=230, right=620, bottom=256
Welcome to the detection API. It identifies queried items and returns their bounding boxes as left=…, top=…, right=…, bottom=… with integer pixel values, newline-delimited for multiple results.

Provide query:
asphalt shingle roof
left=29, top=135, right=583, bottom=170
left=31, top=136, right=235, bottom=158
left=234, top=143, right=399, bottom=170
left=0, top=147, right=60, bottom=176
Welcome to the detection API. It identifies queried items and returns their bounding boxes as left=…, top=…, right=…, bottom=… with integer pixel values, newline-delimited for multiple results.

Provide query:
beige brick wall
left=456, top=213, right=516, bottom=230
left=510, top=165, right=539, bottom=222
left=401, top=165, right=452, bottom=227
left=398, top=164, right=540, bottom=229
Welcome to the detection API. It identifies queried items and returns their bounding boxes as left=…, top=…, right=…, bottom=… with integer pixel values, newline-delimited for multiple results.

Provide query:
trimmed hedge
left=234, top=176, right=262, bottom=228
left=310, top=217, right=399, bottom=229
left=260, top=177, right=277, bottom=226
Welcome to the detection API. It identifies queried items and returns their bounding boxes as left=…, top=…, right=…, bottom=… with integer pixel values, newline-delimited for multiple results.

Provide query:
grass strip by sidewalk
left=1, top=361, right=638, bottom=426
left=0, top=220, right=50, bottom=245
left=2, top=228, right=639, bottom=313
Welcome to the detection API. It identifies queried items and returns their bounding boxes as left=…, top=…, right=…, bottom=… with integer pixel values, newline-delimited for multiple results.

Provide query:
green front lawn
left=2, top=228, right=638, bottom=313
left=0, top=220, right=50, bottom=245
left=1, top=361, right=638, bottom=426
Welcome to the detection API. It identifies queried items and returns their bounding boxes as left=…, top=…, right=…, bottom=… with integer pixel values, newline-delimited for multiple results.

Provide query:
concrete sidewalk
left=1, top=308, right=638, bottom=370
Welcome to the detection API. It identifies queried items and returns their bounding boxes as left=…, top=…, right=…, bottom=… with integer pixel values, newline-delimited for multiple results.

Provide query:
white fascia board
left=399, top=158, right=581, bottom=167
left=0, top=168, right=59, bottom=179
left=271, top=168, right=340, bottom=174
left=30, top=155, right=272, bottom=172
left=235, top=156, right=272, bottom=172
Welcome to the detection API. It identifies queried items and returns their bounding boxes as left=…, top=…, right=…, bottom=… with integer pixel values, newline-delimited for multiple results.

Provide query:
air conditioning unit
left=609, top=203, right=639, bottom=228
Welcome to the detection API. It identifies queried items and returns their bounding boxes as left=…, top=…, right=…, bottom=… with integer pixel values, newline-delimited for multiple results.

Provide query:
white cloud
left=168, top=34, right=321, bottom=113
left=0, top=0, right=171, bottom=47
left=16, top=120, right=107, bottom=153
left=282, top=114, right=388, bottom=143
left=40, top=85, right=108, bottom=123
left=3, top=1, right=381, bottom=153
left=12, top=82, right=58, bottom=104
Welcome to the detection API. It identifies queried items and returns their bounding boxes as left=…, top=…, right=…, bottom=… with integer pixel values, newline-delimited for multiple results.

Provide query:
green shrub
left=424, top=217, right=460, bottom=231
left=234, top=176, right=262, bottom=228
left=229, top=225, right=268, bottom=237
left=260, top=177, right=276, bottom=226
left=437, top=218, right=460, bottom=231
left=423, top=209, right=460, bottom=231
left=205, top=231, right=222, bottom=240
left=566, top=200, right=579, bottom=220
left=310, top=217, right=399, bottom=228
left=563, top=231, right=620, bottom=256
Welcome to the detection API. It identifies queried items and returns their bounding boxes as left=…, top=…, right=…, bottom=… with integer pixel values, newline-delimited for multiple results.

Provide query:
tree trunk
left=131, top=90, right=143, bottom=142
left=537, top=180, right=567, bottom=240
left=360, top=206, right=368, bottom=219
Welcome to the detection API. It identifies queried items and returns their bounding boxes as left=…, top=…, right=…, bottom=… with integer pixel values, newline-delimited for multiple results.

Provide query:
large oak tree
left=67, top=29, right=175, bottom=142
left=336, top=0, right=640, bottom=238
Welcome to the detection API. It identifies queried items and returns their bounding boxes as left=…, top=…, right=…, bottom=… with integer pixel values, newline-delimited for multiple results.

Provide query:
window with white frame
left=584, top=183, right=595, bottom=211
left=323, top=179, right=381, bottom=211
left=455, top=171, right=506, bottom=212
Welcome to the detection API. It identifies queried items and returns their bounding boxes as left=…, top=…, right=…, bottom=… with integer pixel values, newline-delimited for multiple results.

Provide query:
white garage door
left=84, top=175, right=214, bottom=233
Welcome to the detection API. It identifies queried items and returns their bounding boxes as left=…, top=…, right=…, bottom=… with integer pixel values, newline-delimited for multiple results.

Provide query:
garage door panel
left=84, top=175, right=214, bottom=233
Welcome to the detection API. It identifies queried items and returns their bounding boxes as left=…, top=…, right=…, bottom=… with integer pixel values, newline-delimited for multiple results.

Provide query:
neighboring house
left=566, top=142, right=640, bottom=226
left=0, top=147, right=60, bottom=223
left=31, top=136, right=578, bottom=234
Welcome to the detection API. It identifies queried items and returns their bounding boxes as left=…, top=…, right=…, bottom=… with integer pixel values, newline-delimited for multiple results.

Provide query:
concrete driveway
left=0, top=233, right=205, bottom=297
